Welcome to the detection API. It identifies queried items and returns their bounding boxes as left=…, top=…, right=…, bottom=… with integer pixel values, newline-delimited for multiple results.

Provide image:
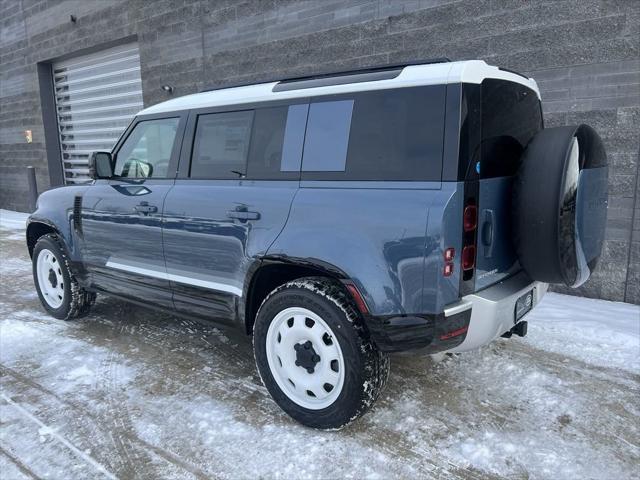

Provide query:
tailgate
left=475, top=177, right=521, bottom=290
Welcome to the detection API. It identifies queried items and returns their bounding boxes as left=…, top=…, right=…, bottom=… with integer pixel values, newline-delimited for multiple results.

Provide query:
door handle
left=226, top=210, right=260, bottom=221
left=481, top=209, right=495, bottom=258
left=134, top=202, right=158, bottom=215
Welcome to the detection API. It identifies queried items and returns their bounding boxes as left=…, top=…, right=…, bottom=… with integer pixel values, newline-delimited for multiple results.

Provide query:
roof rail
left=200, top=57, right=451, bottom=94
left=276, top=57, right=451, bottom=85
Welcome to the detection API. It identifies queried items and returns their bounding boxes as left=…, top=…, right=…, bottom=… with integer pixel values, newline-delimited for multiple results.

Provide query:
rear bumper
left=443, top=271, right=548, bottom=353
left=365, top=308, right=471, bottom=353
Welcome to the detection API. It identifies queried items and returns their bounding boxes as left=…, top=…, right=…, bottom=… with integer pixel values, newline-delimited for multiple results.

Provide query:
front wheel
left=32, top=233, right=95, bottom=320
left=253, top=277, right=389, bottom=429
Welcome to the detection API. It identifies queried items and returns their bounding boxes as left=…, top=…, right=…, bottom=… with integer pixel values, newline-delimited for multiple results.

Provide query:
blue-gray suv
left=27, top=60, right=608, bottom=429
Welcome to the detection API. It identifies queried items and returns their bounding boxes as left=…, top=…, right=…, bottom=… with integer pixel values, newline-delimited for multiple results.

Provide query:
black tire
left=32, top=233, right=96, bottom=320
left=253, top=277, right=389, bottom=429
left=513, top=124, right=608, bottom=287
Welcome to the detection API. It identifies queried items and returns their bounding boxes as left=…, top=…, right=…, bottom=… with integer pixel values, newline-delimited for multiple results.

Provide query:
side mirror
left=88, top=151, right=113, bottom=179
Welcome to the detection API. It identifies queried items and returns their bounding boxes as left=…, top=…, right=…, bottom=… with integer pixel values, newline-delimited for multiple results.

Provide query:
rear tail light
left=443, top=247, right=455, bottom=276
left=444, top=247, right=455, bottom=262
left=462, top=245, right=476, bottom=271
left=461, top=198, right=478, bottom=282
left=443, top=262, right=454, bottom=277
left=463, top=205, right=478, bottom=232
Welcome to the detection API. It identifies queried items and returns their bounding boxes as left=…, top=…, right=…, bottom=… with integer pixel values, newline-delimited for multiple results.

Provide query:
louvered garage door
left=53, top=43, right=143, bottom=184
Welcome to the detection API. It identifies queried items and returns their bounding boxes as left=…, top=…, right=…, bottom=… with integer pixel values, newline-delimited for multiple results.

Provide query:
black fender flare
left=241, top=256, right=351, bottom=334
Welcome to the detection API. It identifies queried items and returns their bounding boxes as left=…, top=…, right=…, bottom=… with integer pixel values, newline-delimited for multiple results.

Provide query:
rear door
left=81, top=114, right=186, bottom=308
left=475, top=79, right=543, bottom=290
left=270, top=85, right=447, bottom=314
left=162, top=101, right=308, bottom=322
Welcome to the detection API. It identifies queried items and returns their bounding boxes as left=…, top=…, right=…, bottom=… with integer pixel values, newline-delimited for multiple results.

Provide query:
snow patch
left=0, top=318, right=136, bottom=395
left=132, top=394, right=408, bottom=479
left=524, top=293, right=640, bottom=373
left=0, top=209, right=29, bottom=230
left=66, top=365, right=95, bottom=382
left=38, top=425, right=58, bottom=442
left=443, top=428, right=630, bottom=479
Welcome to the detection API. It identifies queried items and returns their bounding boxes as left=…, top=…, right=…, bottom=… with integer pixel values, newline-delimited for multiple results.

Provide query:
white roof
left=139, top=60, right=540, bottom=116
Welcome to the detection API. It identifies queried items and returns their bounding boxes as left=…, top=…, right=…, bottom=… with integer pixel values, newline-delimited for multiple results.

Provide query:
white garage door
left=52, top=43, right=143, bottom=184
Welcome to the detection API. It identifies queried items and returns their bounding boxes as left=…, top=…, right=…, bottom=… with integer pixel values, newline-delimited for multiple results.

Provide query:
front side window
left=114, top=118, right=180, bottom=178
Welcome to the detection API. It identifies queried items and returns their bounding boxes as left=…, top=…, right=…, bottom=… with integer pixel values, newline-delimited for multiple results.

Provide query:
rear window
left=480, top=79, right=543, bottom=178
left=301, top=86, right=446, bottom=181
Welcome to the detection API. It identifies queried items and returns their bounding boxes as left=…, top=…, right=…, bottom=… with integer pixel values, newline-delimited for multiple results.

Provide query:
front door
left=80, top=114, right=186, bottom=309
left=162, top=102, right=308, bottom=323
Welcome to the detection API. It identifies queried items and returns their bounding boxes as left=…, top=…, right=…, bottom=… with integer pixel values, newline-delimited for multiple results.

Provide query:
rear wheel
left=253, top=277, right=389, bottom=429
left=32, top=234, right=95, bottom=320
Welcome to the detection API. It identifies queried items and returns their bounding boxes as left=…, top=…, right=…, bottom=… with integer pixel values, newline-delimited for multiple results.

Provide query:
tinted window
left=114, top=118, right=179, bottom=178
left=191, top=111, right=253, bottom=179
left=480, top=79, right=543, bottom=178
left=301, top=86, right=446, bottom=181
left=302, top=100, right=354, bottom=172
left=246, top=104, right=308, bottom=179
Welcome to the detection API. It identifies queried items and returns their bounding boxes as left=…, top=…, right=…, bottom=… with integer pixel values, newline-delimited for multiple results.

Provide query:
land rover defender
left=28, top=60, right=608, bottom=428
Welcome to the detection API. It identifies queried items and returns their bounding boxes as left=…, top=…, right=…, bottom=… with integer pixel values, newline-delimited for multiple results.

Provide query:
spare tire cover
left=513, top=124, right=608, bottom=287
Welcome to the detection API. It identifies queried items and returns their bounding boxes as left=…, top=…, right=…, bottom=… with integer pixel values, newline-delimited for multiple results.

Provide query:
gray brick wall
left=1, top=0, right=638, bottom=303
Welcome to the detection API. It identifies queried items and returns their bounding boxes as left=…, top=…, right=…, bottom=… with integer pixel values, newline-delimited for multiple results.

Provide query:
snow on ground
left=525, top=293, right=639, bottom=374
left=0, top=210, right=27, bottom=242
left=0, top=209, right=28, bottom=230
left=1, top=211, right=639, bottom=479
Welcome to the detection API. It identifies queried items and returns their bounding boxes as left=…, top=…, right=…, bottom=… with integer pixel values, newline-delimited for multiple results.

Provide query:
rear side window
left=480, top=79, right=542, bottom=178
left=302, top=100, right=354, bottom=172
left=301, top=86, right=446, bottom=181
left=190, top=111, right=253, bottom=179
left=190, top=105, right=307, bottom=179
left=246, top=104, right=308, bottom=179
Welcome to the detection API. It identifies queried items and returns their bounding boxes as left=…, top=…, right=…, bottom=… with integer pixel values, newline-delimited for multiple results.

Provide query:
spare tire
left=513, top=124, right=608, bottom=288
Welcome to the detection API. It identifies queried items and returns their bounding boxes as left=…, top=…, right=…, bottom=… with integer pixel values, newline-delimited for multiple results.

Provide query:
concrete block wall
left=1, top=0, right=638, bottom=303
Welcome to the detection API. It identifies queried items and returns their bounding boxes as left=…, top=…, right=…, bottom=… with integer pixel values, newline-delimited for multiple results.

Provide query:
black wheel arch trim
left=26, top=217, right=62, bottom=257
left=27, top=218, right=89, bottom=284
left=241, top=255, right=352, bottom=335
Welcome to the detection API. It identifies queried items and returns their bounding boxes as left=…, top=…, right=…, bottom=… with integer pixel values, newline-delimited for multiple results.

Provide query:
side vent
left=73, top=195, right=83, bottom=236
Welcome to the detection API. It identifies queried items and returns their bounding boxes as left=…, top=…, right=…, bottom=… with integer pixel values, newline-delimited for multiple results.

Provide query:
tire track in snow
left=98, top=347, right=143, bottom=479
left=0, top=445, right=43, bottom=480
left=1, top=393, right=117, bottom=479
left=0, top=366, right=215, bottom=480
left=506, top=341, right=640, bottom=454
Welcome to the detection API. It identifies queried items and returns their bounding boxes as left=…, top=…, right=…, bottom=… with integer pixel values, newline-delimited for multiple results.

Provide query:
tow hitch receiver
left=501, top=321, right=528, bottom=339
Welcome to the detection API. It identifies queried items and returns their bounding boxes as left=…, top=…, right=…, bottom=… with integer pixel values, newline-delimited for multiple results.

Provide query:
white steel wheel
left=36, top=248, right=65, bottom=309
left=265, top=307, right=345, bottom=410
